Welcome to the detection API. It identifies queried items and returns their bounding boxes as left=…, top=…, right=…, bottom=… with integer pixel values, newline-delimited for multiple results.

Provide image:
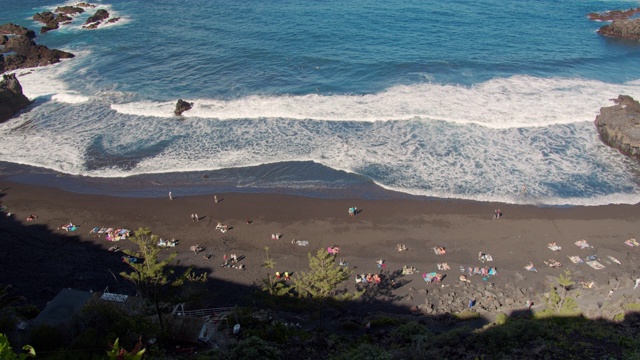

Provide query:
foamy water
left=2, top=0, right=640, bottom=205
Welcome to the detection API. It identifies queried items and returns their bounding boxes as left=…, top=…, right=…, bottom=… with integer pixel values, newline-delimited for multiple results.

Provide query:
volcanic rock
left=85, top=9, right=110, bottom=26
left=33, top=11, right=74, bottom=34
left=597, top=18, right=640, bottom=39
left=0, top=73, right=31, bottom=123
left=594, top=95, right=640, bottom=159
left=0, top=34, right=74, bottom=74
left=55, top=6, right=85, bottom=16
left=0, top=23, right=35, bottom=39
left=588, top=7, right=640, bottom=21
left=174, top=99, right=194, bottom=116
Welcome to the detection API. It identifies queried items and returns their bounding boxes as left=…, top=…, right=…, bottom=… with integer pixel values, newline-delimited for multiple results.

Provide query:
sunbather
left=433, top=246, right=446, bottom=255
left=525, top=262, right=537, bottom=272
left=397, top=244, right=408, bottom=252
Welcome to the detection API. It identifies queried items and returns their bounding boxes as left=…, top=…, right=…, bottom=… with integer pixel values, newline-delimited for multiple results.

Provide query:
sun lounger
left=547, top=244, right=562, bottom=251
left=586, top=260, right=604, bottom=270
left=607, top=255, right=621, bottom=265
left=575, top=240, right=591, bottom=249
left=402, top=266, right=416, bottom=275
left=568, top=255, right=583, bottom=264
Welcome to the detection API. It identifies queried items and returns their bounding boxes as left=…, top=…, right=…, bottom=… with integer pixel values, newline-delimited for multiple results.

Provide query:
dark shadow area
left=1, top=194, right=640, bottom=359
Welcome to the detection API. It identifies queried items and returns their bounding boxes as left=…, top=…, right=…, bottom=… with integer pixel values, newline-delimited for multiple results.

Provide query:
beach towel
left=568, top=255, right=583, bottom=264
left=292, top=240, right=309, bottom=246
left=575, top=240, right=591, bottom=249
left=586, top=260, right=604, bottom=270
left=607, top=255, right=621, bottom=265
left=625, top=238, right=639, bottom=247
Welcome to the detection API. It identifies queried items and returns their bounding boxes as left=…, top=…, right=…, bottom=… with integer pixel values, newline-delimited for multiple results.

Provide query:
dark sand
left=1, top=180, right=639, bottom=315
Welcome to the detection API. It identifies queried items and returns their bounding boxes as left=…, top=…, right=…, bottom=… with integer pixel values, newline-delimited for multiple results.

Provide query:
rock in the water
left=0, top=23, right=36, bottom=39
left=55, top=6, right=85, bottom=16
left=85, top=9, right=110, bottom=25
left=594, top=95, right=640, bottom=159
left=588, top=7, right=640, bottom=21
left=0, top=74, right=31, bottom=123
left=174, top=99, right=193, bottom=116
left=597, top=18, right=640, bottom=39
left=0, top=33, right=74, bottom=74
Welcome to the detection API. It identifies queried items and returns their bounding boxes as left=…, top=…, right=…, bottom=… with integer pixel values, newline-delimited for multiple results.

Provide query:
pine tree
left=120, top=228, right=204, bottom=332
left=293, top=248, right=363, bottom=301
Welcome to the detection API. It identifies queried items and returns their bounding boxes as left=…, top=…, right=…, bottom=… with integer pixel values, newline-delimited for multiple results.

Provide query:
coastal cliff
left=0, top=73, right=31, bottom=123
left=594, top=95, right=640, bottom=159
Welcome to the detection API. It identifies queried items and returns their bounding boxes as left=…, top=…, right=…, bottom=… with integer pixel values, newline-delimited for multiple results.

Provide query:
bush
left=495, top=313, right=508, bottom=325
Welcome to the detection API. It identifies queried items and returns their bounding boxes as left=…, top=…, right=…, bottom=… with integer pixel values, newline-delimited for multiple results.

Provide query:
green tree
left=293, top=248, right=363, bottom=301
left=120, top=227, right=206, bottom=333
left=0, top=334, right=34, bottom=360
left=106, top=338, right=145, bottom=360
left=543, top=270, right=578, bottom=315
left=262, top=246, right=276, bottom=269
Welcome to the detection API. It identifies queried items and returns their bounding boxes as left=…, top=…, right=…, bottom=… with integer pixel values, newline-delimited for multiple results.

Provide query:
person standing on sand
left=214, top=195, right=218, bottom=204
left=635, top=278, right=640, bottom=290
left=195, top=213, right=199, bottom=221
left=191, top=213, right=196, bottom=222
left=169, top=191, right=173, bottom=200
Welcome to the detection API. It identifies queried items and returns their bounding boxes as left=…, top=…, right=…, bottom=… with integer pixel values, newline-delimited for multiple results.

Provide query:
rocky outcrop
left=597, top=18, right=640, bottom=39
left=0, top=74, right=31, bottom=123
left=0, top=32, right=75, bottom=74
left=84, top=9, right=110, bottom=29
left=32, top=5, right=88, bottom=33
left=33, top=11, right=73, bottom=34
left=0, top=23, right=35, bottom=39
left=594, top=95, right=640, bottom=159
left=174, top=99, right=193, bottom=116
left=588, top=7, right=640, bottom=21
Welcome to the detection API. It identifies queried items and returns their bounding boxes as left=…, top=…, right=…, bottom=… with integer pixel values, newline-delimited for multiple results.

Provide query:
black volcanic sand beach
left=1, top=180, right=640, bottom=318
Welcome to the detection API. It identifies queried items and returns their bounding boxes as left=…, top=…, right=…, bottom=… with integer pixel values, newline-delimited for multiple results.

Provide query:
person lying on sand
left=433, top=246, right=446, bottom=255
left=26, top=214, right=37, bottom=221
left=397, top=244, right=408, bottom=251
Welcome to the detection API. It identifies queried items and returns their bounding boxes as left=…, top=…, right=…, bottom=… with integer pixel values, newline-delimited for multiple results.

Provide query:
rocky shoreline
left=594, top=95, right=640, bottom=160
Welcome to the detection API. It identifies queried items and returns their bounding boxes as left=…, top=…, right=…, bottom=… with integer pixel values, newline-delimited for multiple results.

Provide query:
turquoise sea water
left=1, top=0, right=640, bottom=204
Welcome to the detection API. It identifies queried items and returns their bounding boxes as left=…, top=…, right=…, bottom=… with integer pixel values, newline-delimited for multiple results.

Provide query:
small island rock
left=174, top=99, right=194, bottom=116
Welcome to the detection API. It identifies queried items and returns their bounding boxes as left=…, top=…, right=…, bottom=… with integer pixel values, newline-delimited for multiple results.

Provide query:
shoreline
left=1, top=178, right=640, bottom=319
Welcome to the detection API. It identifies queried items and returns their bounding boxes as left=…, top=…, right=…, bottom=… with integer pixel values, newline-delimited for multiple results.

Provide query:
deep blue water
left=1, top=0, right=640, bottom=204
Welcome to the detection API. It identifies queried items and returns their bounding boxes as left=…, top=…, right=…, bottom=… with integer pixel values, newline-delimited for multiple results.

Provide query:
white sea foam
left=109, top=76, right=640, bottom=128
left=10, top=51, right=92, bottom=104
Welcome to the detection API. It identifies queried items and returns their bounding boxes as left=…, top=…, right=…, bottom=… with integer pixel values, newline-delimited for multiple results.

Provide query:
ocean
left=1, top=0, right=640, bottom=205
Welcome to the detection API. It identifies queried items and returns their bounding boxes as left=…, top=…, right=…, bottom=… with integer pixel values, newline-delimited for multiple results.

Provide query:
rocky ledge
left=588, top=7, right=640, bottom=21
left=0, top=23, right=74, bottom=74
left=0, top=73, right=31, bottom=123
left=594, top=95, right=640, bottom=159
left=33, top=6, right=86, bottom=34
left=597, top=18, right=640, bottom=39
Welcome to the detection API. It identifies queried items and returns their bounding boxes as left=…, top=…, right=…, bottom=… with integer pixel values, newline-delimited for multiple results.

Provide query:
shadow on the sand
left=2, top=189, right=640, bottom=360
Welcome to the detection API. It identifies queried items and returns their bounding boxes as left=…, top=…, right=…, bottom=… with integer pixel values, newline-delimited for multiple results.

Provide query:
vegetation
left=539, top=270, right=579, bottom=317
left=0, top=334, right=34, bottom=360
left=261, top=246, right=276, bottom=269
left=293, top=248, right=364, bottom=302
left=120, top=227, right=206, bottom=332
